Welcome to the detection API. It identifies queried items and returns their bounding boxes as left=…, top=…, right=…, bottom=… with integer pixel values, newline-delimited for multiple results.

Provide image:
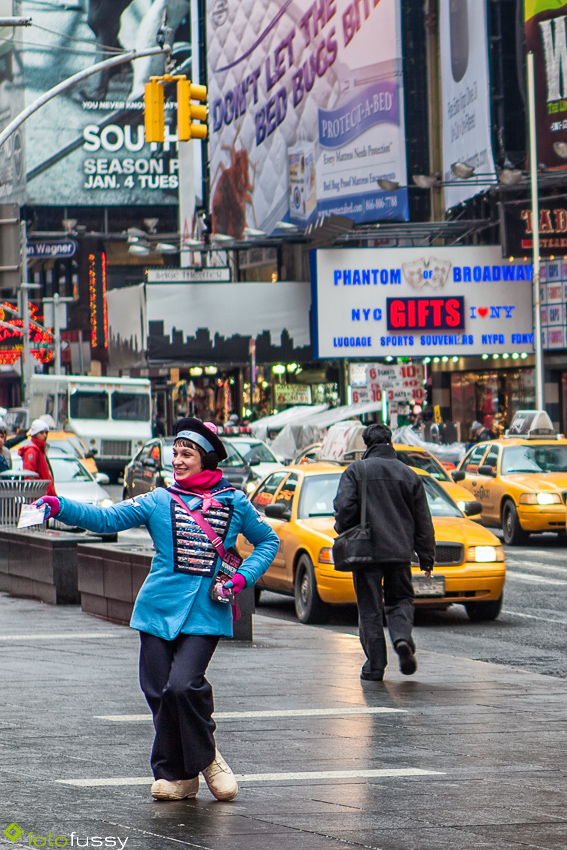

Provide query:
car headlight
left=457, top=500, right=466, bottom=511
left=519, top=493, right=562, bottom=505
left=163, top=475, right=176, bottom=488
left=466, top=545, right=504, bottom=563
left=318, top=547, right=334, bottom=564
left=96, top=498, right=114, bottom=508
left=245, top=480, right=257, bottom=494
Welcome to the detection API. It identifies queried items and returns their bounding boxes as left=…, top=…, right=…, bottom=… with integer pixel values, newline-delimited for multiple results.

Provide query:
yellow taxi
left=394, top=444, right=480, bottom=514
left=238, top=463, right=505, bottom=625
left=47, top=430, right=99, bottom=477
left=457, top=437, right=567, bottom=544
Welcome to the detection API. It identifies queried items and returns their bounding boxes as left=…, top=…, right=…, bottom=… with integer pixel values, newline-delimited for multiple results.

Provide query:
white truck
left=29, top=374, right=152, bottom=481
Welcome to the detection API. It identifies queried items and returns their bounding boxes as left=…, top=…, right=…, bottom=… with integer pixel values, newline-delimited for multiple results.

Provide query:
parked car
left=123, top=436, right=255, bottom=498
left=221, top=435, right=284, bottom=485
left=238, top=463, right=504, bottom=625
left=7, top=429, right=99, bottom=476
left=9, top=451, right=115, bottom=541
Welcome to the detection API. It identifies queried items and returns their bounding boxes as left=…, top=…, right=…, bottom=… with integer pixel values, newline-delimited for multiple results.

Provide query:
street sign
left=27, top=239, right=78, bottom=259
left=147, top=267, right=231, bottom=283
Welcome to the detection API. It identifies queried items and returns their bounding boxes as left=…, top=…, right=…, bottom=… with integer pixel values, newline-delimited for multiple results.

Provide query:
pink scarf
left=172, top=469, right=223, bottom=511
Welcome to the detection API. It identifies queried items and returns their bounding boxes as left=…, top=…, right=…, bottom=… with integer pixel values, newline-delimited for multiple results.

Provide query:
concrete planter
left=0, top=527, right=82, bottom=604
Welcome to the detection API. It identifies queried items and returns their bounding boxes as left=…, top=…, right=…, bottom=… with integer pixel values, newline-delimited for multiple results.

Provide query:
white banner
left=313, top=245, right=534, bottom=358
left=206, top=0, right=408, bottom=236
left=439, top=0, right=496, bottom=209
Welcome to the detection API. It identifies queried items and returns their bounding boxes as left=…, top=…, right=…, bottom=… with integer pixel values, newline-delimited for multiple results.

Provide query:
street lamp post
left=527, top=51, right=544, bottom=410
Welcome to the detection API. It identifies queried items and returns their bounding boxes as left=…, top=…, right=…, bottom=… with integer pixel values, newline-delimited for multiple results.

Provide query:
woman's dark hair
left=362, top=423, right=392, bottom=447
left=173, top=437, right=219, bottom=470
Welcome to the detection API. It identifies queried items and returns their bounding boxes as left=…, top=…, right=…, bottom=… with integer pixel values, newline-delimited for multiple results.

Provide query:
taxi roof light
left=505, top=410, right=558, bottom=440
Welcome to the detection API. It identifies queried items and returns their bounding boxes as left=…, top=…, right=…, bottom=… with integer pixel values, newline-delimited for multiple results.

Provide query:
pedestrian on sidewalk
left=18, top=419, right=56, bottom=495
left=333, top=423, right=435, bottom=682
left=35, top=417, right=278, bottom=803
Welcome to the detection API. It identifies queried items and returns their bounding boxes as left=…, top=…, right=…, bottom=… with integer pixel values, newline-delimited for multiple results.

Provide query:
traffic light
left=177, top=79, right=208, bottom=141
left=144, top=80, right=165, bottom=143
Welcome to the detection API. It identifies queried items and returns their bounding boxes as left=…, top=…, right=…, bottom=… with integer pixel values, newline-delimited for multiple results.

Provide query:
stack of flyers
left=17, top=503, right=48, bottom=529
left=209, top=551, right=242, bottom=605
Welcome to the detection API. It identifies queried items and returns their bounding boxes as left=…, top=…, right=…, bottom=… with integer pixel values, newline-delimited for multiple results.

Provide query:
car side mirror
left=95, top=472, right=110, bottom=485
left=85, top=450, right=97, bottom=459
left=264, top=502, right=291, bottom=521
left=477, top=465, right=496, bottom=477
left=249, top=458, right=261, bottom=466
left=451, top=470, right=466, bottom=482
left=464, top=500, right=483, bottom=516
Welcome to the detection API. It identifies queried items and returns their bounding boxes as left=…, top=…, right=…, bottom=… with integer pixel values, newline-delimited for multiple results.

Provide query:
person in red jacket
left=18, top=419, right=57, bottom=496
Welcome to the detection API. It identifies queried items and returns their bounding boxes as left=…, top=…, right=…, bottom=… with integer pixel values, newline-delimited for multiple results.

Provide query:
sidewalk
left=0, top=592, right=566, bottom=850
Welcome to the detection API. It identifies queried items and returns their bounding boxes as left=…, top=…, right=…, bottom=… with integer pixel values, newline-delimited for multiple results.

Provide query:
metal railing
left=0, top=474, right=50, bottom=528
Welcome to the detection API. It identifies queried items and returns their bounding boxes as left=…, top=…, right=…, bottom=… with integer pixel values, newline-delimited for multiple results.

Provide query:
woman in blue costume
left=36, top=417, right=278, bottom=802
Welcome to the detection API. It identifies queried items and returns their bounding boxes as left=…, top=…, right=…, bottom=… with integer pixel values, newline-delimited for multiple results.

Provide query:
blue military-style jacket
left=57, top=481, right=279, bottom=640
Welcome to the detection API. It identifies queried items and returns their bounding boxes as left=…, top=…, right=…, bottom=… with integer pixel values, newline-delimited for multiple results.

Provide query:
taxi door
left=468, top=444, right=500, bottom=523
left=460, top=443, right=490, bottom=496
left=244, top=471, right=288, bottom=584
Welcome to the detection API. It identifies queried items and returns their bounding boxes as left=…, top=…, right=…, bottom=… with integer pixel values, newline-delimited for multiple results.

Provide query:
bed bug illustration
left=211, top=138, right=257, bottom=240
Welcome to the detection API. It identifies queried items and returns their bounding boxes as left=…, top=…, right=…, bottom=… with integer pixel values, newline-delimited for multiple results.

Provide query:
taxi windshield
left=502, top=445, right=567, bottom=474
left=396, top=450, right=450, bottom=481
left=297, top=471, right=462, bottom=519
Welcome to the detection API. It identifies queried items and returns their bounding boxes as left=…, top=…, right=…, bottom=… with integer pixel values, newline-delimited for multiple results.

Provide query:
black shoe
left=360, top=672, right=384, bottom=681
left=395, top=640, right=417, bottom=675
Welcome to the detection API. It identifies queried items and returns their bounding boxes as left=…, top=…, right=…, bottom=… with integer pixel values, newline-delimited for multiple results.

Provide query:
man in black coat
left=333, top=424, right=435, bottom=681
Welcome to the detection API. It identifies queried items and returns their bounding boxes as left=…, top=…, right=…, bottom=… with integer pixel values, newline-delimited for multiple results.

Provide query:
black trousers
left=139, top=632, right=219, bottom=780
left=352, top=563, right=415, bottom=678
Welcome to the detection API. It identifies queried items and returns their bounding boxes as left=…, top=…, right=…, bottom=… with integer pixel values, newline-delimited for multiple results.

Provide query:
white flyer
left=17, top=503, right=48, bottom=529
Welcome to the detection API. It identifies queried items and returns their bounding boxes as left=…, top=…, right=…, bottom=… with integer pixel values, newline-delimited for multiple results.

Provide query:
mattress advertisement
left=312, top=246, right=535, bottom=358
left=439, top=0, right=496, bottom=209
left=21, top=0, right=194, bottom=206
left=207, top=0, right=409, bottom=236
left=525, top=0, right=567, bottom=170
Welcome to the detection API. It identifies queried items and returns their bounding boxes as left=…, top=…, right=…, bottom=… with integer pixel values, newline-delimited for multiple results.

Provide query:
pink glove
left=34, top=496, right=61, bottom=519
left=222, top=573, right=247, bottom=596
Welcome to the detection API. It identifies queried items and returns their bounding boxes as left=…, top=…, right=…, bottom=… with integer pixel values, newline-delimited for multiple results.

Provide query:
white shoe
left=202, top=749, right=239, bottom=801
left=151, top=777, right=199, bottom=800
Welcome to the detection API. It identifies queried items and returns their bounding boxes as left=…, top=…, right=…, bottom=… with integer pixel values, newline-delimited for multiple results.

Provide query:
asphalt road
left=106, top=484, right=567, bottom=680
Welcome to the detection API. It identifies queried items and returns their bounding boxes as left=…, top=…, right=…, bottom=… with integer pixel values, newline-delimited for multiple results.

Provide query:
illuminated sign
left=386, top=297, right=465, bottom=331
left=0, top=303, right=53, bottom=364
left=89, top=252, right=108, bottom=349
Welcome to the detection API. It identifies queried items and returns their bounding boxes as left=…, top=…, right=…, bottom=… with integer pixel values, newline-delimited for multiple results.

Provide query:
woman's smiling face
left=172, top=442, right=204, bottom=481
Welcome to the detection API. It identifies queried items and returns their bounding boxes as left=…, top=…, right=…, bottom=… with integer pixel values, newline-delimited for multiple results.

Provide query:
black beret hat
left=174, top=417, right=227, bottom=461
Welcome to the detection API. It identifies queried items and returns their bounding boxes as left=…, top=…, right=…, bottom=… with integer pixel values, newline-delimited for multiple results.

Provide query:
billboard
left=0, top=0, right=25, bottom=204
left=541, top=258, right=567, bottom=349
left=312, top=246, right=534, bottom=358
left=21, top=0, right=194, bottom=206
left=207, top=0, right=408, bottom=237
left=439, top=0, right=496, bottom=209
left=525, top=0, right=567, bottom=170
left=502, top=197, right=567, bottom=257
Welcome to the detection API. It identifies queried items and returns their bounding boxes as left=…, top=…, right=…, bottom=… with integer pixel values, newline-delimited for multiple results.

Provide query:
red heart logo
left=478, top=307, right=489, bottom=318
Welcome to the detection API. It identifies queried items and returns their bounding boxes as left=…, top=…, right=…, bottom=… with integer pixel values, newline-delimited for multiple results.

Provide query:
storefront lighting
left=492, top=353, right=499, bottom=359
left=482, top=354, right=489, bottom=360
left=441, top=356, right=449, bottom=363
left=378, top=178, right=400, bottom=191
left=502, top=353, right=509, bottom=359
left=452, top=356, right=459, bottom=363
left=385, top=356, right=394, bottom=362
left=204, top=366, right=217, bottom=375
left=433, top=357, right=440, bottom=363
left=512, top=353, right=520, bottom=360
left=554, top=141, right=567, bottom=159
left=244, top=383, right=250, bottom=389
left=423, top=357, right=431, bottom=364
left=521, top=352, right=528, bottom=359
left=190, top=366, right=203, bottom=376
left=262, top=381, right=269, bottom=388
left=272, top=364, right=286, bottom=374
left=287, top=363, right=299, bottom=372
left=244, top=408, right=252, bottom=416
left=451, top=161, right=475, bottom=179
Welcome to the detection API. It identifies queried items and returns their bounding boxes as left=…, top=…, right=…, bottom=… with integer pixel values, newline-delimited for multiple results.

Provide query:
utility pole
left=19, top=222, right=40, bottom=405
left=527, top=52, right=544, bottom=411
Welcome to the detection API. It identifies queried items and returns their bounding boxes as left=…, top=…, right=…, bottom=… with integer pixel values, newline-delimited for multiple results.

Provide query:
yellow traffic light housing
left=177, top=79, right=208, bottom=141
left=144, top=80, right=165, bottom=143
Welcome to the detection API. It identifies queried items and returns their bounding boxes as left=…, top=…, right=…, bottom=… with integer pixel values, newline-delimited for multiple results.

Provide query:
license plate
left=413, top=575, right=445, bottom=597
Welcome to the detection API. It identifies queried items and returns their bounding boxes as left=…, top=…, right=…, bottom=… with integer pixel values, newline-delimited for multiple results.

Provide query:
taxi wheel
left=294, top=554, right=331, bottom=624
left=502, top=501, right=529, bottom=546
left=465, top=594, right=503, bottom=622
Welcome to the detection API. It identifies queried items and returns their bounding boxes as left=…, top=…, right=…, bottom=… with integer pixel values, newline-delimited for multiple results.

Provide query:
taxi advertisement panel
left=312, top=245, right=535, bottom=358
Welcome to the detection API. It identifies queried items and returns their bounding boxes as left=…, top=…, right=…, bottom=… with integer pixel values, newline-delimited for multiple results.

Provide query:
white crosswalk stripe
left=95, top=706, right=407, bottom=722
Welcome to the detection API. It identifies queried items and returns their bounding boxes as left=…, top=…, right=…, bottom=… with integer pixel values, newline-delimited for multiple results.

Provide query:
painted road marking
left=57, top=768, right=443, bottom=788
left=0, top=632, right=127, bottom=640
left=95, top=706, right=407, bottom=722
left=503, top=609, right=567, bottom=626
left=505, top=571, right=567, bottom=586
left=506, top=560, right=567, bottom=574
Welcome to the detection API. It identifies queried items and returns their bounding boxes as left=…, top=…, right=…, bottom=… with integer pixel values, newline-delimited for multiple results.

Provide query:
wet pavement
left=0, top=591, right=566, bottom=850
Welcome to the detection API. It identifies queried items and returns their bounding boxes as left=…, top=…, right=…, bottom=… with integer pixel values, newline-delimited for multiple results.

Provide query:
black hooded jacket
left=333, top=443, right=436, bottom=569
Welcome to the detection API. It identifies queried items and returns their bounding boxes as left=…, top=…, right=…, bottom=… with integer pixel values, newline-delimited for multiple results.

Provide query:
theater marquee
left=312, top=245, right=534, bottom=358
